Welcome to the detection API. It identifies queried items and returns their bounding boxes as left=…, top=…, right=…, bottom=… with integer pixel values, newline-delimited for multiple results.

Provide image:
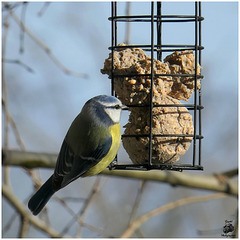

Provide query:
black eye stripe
left=107, top=105, right=121, bottom=109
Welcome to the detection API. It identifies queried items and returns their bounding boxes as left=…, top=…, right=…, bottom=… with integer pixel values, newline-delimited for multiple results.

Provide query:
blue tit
left=28, top=95, right=124, bottom=215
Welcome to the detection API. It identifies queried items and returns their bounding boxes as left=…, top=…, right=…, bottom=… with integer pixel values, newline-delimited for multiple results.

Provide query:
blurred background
left=2, top=1, right=238, bottom=238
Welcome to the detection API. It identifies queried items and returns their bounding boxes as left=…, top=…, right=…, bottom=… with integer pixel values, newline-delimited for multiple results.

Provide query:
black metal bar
left=148, top=2, right=154, bottom=166
left=198, top=2, right=202, bottom=166
left=110, top=164, right=203, bottom=171
left=111, top=2, right=115, bottom=96
left=122, top=134, right=203, bottom=139
left=157, top=2, right=162, bottom=61
left=109, top=15, right=204, bottom=22
left=111, top=2, right=120, bottom=166
left=107, top=73, right=204, bottom=79
left=124, top=104, right=204, bottom=110
left=109, top=14, right=204, bottom=19
left=114, top=2, right=117, bottom=46
left=192, top=1, right=198, bottom=166
left=109, top=44, right=204, bottom=51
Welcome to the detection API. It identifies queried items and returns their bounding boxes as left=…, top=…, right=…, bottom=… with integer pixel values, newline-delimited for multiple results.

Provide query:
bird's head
left=83, top=95, right=125, bottom=125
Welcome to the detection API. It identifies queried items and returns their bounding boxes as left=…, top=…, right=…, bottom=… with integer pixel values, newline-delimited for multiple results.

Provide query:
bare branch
left=19, top=2, right=28, bottom=54
left=125, top=2, right=131, bottom=44
left=2, top=149, right=238, bottom=196
left=2, top=13, right=12, bottom=191
left=103, top=169, right=238, bottom=197
left=18, top=217, right=29, bottom=238
left=129, top=181, right=146, bottom=224
left=121, top=193, right=228, bottom=238
left=220, top=168, right=238, bottom=178
left=128, top=180, right=146, bottom=238
left=54, top=194, right=106, bottom=237
left=37, top=2, right=51, bottom=17
left=3, top=149, right=57, bottom=168
left=2, top=184, right=67, bottom=238
left=2, top=14, right=10, bottom=149
left=2, top=100, right=26, bottom=150
left=2, top=2, right=22, bottom=12
left=8, top=8, right=88, bottom=79
left=61, top=176, right=103, bottom=236
left=3, top=58, right=35, bottom=73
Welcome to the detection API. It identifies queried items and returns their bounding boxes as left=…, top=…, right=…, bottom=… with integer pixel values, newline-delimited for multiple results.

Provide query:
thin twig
left=233, top=209, right=238, bottom=238
left=61, top=196, right=86, bottom=202
left=3, top=58, right=35, bottom=73
left=121, top=193, right=228, bottom=238
left=8, top=8, right=88, bottom=78
left=125, top=2, right=131, bottom=44
left=2, top=14, right=27, bottom=151
left=221, top=169, right=238, bottom=178
left=3, top=211, right=18, bottom=234
left=2, top=13, right=12, bottom=202
left=80, top=176, right=102, bottom=217
left=2, top=14, right=10, bottom=150
left=60, top=176, right=102, bottom=236
left=2, top=184, right=66, bottom=238
left=129, top=180, right=146, bottom=224
left=38, top=2, right=50, bottom=17
left=4, top=196, right=36, bottom=235
left=2, top=100, right=26, bottom=150
left=54, top=194, right=106, bottom=237
left=77, top=176, right=102, bottom=237
left=19, top=2, right=28, bottom=53
left=128, top=180, right=146, bottom=238
left=18, top=217, right=29, bottom=238
left=2, top=2, right=22, bottom=11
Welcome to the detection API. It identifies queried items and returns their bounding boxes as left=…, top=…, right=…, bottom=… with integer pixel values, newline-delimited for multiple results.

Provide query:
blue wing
left=52, top=137, right=112, bottom=190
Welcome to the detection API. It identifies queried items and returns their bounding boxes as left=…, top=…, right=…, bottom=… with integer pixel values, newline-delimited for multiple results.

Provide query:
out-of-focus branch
left=2, top=14, right=10, bottom=150
left=2, top=100, right=26, bottom=150
left=128, top=181, right=146, bottom=238
left=220, top=168, right=238, bottom=178
left=103, top=168, right=238, bottom=196
left=54, top=193, right=106, bottom=237
left=2, top=149, right=238, bottom=196
left=2, top=13, right=11, bottom=189
left=2, top=184, right=66, bottom=238
left=60, top=176, right=104, bottom=237
left=19, top=2, right=28, bottom=53
left=121, top=193, right=228, bottom=238
left=6, top=5, right=88, bottom=79
left=3, top=58, right=35, bottom=73
left=19, top=217, right=29, bottom=238
left=3, top=149, right=57, bottom=168
left=37, top=2, right=50, bottom=17
left=125, top=2, right=131, bottom=44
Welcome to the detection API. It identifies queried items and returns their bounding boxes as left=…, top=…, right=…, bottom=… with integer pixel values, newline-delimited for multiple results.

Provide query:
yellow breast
left=83, top=123, right=121, bottom=177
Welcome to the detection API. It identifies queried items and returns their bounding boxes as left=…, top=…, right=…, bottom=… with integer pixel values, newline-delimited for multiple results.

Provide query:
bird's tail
left=28, top=175, right=55, bottom=215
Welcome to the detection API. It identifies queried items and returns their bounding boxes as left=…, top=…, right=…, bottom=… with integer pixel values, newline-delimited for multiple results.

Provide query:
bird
left=28, top=95, right=124, bottom=215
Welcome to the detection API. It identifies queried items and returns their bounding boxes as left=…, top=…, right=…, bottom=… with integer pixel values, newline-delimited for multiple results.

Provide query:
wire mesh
left=108, top=2, right=204, bottom=172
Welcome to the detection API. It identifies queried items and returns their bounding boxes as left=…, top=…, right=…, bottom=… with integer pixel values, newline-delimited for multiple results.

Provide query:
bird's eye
left=115, top=104, right=121, bottom=109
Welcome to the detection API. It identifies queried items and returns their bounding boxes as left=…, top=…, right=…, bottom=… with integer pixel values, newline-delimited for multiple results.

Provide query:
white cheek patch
left=104, top=108, right=121, bottom=123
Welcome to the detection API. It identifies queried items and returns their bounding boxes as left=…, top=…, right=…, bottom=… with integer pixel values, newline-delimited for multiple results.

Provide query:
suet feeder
left=103, top=2, right=204, bottom=172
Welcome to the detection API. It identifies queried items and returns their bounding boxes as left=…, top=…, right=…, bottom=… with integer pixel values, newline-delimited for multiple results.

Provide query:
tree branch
left=2, top=149, right=238, bottom=196
left=3, top=149, right=57, bottom=168
left=2, top=184, right=66, bottom=238
left=103, top=168, right=238, bottom=196
left=7, top=6, right=88, bottom=79
left=121, top=193, right=228, bottom=238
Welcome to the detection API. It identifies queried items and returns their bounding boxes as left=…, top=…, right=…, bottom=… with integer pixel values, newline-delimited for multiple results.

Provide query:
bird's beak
left=121, top=104, right=128, bottom=110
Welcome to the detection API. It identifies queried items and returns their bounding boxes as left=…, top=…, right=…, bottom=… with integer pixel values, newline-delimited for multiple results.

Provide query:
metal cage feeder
left=107, top=2, right=204, bottom=172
